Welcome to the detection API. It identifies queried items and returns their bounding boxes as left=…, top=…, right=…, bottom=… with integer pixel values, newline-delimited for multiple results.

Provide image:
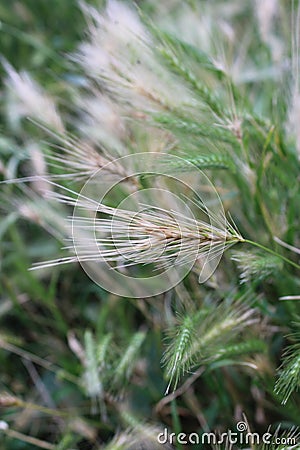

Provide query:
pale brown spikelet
left=32, top=190, right=244, bottom=273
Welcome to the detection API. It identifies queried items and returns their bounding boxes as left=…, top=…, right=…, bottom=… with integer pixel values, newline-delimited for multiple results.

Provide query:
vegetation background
left=0, top=0, right=300, bottom=449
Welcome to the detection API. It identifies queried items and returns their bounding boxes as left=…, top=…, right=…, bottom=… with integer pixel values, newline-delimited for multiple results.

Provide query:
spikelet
left=162, top=299, right=258, bottom=393
left=254, top=0, right=283, bottom=62
left=31, top=187, right=244, bottom=274
left=232, top=250, right=283, bottom=283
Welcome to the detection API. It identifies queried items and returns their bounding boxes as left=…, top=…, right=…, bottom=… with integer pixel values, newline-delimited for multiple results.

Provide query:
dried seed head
left=36, top=190, right=243, bottom=274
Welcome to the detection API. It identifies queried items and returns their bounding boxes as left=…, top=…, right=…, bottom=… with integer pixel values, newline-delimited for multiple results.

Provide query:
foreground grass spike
left=162, top=313, right=196, bottom=393
left=34, top=190, right=244, bottom=272
left=275, top=330, right=300, bottom=405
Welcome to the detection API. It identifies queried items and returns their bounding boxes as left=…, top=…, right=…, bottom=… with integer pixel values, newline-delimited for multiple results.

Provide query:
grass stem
left=244, top=239, right=300, bottom=270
